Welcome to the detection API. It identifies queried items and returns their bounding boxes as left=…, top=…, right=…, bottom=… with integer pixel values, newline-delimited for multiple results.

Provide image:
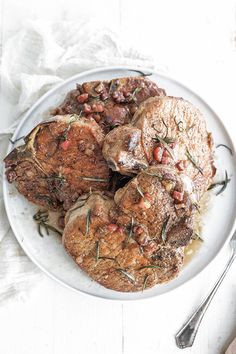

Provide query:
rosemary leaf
left=131, top=87, right=143, bottom=102
left=80, top=176, right=109, bottom=182
left=139, top=265, right=161, bottom=270
left=142, top=275, right=149, bottom=292
left=136, top=185, right=144, bottom=198
left=216, top=144, right=233, bottom=155
left=129, top=69, right=152, bottom=77
left=9, top=135, right=25, bottom=145
left=216, top=171, right=230, bottom=196
left=161, top=215, right=170, bottom=243
left=186, top=148, right=203, bottom=175
left=86, top=209, right=91, bottom=235
left=124, top=217, right=134, bottom=247
left=192, top=233, right=204, bottom=242
left=95, top=240, right=100, bottom=262
left=44, top=224, right=62, bottom=236
left=193, top=203, right=201, bottom=213
left=174, top=116, right=184, bottom=132
left=99, top=256, right=116, bottom=262
left=116, top=269, right=135, bottom=283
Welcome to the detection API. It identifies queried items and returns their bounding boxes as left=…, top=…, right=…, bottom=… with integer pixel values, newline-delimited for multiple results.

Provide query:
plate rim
left=3, top=65, right=236, bottom=302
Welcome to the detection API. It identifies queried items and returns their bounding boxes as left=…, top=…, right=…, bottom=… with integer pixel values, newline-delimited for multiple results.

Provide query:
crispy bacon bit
left=175, top=160, right=185, bottom=171
left=172, top=190, right=184, bottom=202
left=61, top=140, right=71, bottom=151
left=162, top=149, right=170, bottom=158
left=92, top=103, right=104, bottom=113
left=83, top=103, right=92, bottom=113
left=107, top=223, right=118, bottom=232
left=77, top=93, right=89, bottom=104
left=153, top=146, right=164, bottom=162
left=161, top=156, right=171, bottom=165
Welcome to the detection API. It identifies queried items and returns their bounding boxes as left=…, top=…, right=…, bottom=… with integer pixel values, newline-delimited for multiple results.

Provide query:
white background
left=1, top=0, right=236, bottom=353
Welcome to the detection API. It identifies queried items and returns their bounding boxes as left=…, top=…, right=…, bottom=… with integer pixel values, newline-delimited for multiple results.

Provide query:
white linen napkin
left=0, top=19, right=163, bottom=303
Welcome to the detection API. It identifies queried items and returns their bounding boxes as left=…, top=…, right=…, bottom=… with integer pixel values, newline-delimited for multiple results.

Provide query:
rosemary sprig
left=86, top=209, right=91, bottom=235
left=186, top=148, right=203, bottom=175
left=208, top=170, right=230, bottom=196
left=33, top=210, right=62, bottom=237
left=80, top=176, right=109, bottom=182
left=124, top=217, right=134, bottom=247
left=95, top=240, right=100, bottom=262
left=153, top=134, right=175, bottom=160
left=161, top=215, right=170, bottom=243
left=216, top=144, right=233, bottom=155
left=116, top=269, right=135, bottom=283
left=142, top=275, right=149, bottom=291
left=136, top=185, right=144, bottom=198
left=139, top=265, right=161, bottom=270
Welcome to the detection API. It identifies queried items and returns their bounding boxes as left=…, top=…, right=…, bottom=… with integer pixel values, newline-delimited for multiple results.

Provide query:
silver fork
left=175, top=230, right=236, bottom=349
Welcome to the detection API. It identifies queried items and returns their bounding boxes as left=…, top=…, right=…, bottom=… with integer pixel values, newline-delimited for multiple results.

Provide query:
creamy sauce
left=184, top=191, right=211, bottom=265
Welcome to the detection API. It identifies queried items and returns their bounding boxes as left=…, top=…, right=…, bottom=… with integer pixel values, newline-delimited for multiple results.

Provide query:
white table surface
left=1, top=0, right=236, bottom=353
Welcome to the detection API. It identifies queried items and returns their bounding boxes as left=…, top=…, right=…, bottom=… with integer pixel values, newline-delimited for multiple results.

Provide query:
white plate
left=3, top=66, right=236, bottom=301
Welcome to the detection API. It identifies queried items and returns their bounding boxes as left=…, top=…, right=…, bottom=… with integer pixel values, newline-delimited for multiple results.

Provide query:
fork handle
left=175, top=250, right=236, bottom=349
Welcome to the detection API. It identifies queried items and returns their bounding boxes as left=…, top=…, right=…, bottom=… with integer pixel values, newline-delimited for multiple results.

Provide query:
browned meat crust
left=103, top=96, right=215, bottom=199
left=52, top=77, right=166, bottom=133
left=4, top=115, right=110, bottom=210
left=63, top=191, right=184, bottom=292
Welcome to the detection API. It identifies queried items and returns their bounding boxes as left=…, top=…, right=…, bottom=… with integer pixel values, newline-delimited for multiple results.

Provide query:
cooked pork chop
left=112, top=166, right=194, bottom=247
left=52, top=77, right=166, bottom=133
left=4, top=115, right=110, bottom=210
left=63, top=192, right=184, bottom=292
left=103, top=96, right=215, bottom=199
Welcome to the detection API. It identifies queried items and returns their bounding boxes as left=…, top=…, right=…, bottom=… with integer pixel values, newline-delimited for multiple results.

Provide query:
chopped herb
left=36, top=194, right=56, bottom=207
left=153, top=134, right=175, bottom=160
left=80, top=176, right=109, bottom=182
left=9, top=135, right=25, bottom=145
left=208, top=170, right=230, bottom=196
left=116, top=269, right=135, bottom=283
left=86, top=209, right=91, bottom=235
left=192, top=233, right=204, bottom=242
left=131, top=87, right=143, bottom=102
left=95, top=240, right=100, bottom=262
left=216, top=144, right=233, bottom=156
left=124, top=217, right=134, bottom=247
left=139, top=265, right=161, bottom=270
left=142, top=275, right=149, bottom=291
left=161, top=215, right=170, bottom=243
left=186, top=148, right=203, bottom=175
left=136, top=185, right=144, bottom=198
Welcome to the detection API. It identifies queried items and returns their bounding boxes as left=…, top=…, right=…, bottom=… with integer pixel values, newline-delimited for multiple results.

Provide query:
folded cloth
left=0, top=19, right=164, bottom=303
left=225, top=337, right=236, bottom=354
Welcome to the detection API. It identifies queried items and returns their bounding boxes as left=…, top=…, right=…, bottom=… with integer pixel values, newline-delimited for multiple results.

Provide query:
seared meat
left=63, top=192, right=184, bottom=292
left=4, top=115, right=110, bottom=210
left=112, top=166, right=194, bottom=247
left=52, top=77, right=165, bottom=133
left=103, top=96, right=215, bottom=199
